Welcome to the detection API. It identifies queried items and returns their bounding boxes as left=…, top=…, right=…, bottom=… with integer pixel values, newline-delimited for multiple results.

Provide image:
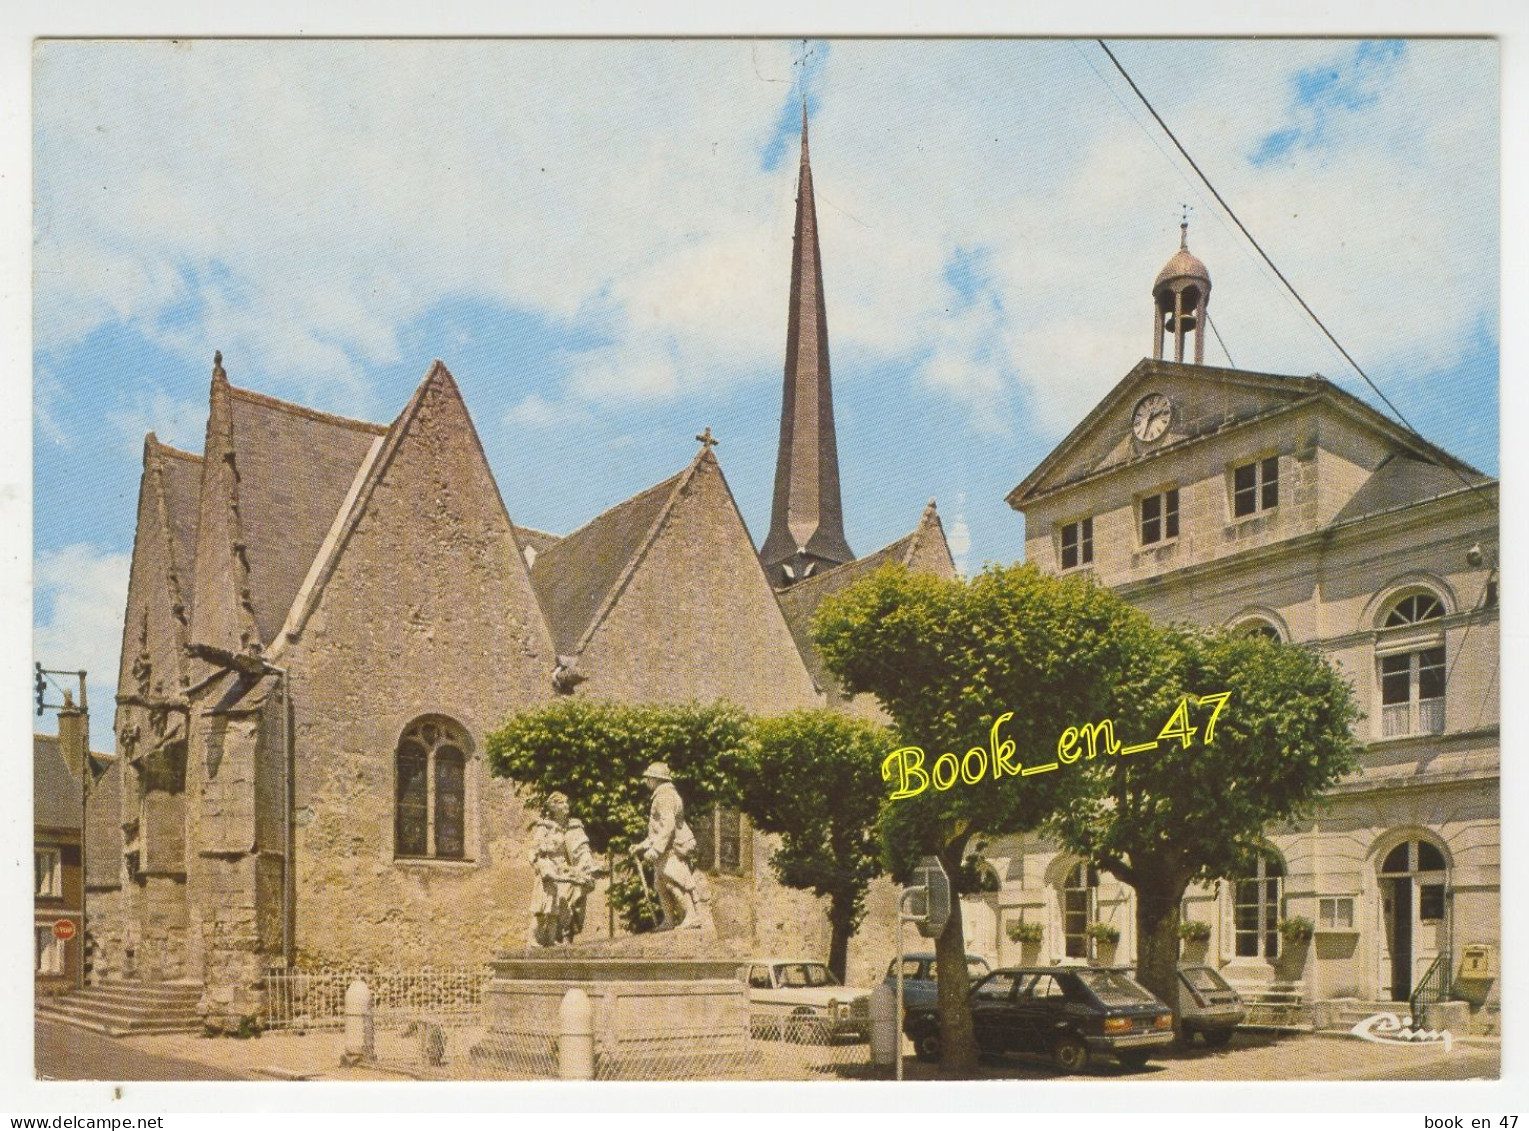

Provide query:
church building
left=80, top=111, right=954, bottom=1031
left=980, top=225, right=1499, bottom=1021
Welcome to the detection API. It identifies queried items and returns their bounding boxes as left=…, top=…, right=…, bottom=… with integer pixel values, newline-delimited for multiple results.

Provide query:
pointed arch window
left=395, top=718, right=469, bottom=860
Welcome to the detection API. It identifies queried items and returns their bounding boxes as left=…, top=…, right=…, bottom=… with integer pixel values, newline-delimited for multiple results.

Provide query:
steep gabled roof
left=776, top=501, right=952, bottom=693
left=513, top=526, right=563, bottom=556
left=34, top=735, right=81, bottom=832
left=1331, top=453, right=1494, bottom=526
left=529, top=466, right=689, bottom=655
left=224, top=385, right=387, bottom=645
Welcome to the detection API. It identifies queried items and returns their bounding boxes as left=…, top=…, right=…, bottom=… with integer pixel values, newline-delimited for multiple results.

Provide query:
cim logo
left=1349, top=1011, right=1453, bottom=1052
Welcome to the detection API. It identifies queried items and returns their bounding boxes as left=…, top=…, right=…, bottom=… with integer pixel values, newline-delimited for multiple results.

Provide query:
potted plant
left=1085, top=922, right=1121, bottom=963
left=1278, top=916, right=1315, bottom=945
left=1177, top=920, right=1212, bottom=942
left=1006, top=921, right=1044, bottom=945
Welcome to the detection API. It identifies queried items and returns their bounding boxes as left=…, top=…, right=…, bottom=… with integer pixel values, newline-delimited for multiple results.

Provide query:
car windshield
left=1076, top=969, right=1157, bottom=1005
left=776, top=963, right=838, bottom=988
left=1180, top=966, right=1232, bottom=994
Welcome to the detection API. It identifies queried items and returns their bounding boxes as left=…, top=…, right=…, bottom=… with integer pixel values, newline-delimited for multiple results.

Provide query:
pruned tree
left=727, top=710, right=892, bottom=983
left=813, top=562, right=1164, bottom=1072
left=1048, top=628, right=1361, bottom=1011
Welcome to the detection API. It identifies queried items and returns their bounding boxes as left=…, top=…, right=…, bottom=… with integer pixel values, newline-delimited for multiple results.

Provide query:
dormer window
left=1233, top=457, right=1279, bottom=517
left=1140, top=488, right=1179, bottom=546
left=1060, top=517, right=1093, bottom=570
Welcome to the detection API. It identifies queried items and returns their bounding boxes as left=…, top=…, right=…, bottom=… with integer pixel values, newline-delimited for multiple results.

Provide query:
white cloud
left=33, top=39, right=1497, bottom=443
left=34, top=545, right=132, bottom=748
left=105, top=387, right=207, bottom=458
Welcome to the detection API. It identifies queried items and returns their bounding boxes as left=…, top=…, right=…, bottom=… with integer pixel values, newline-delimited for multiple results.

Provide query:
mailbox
left=1459, top=944, right=1492, bottom=979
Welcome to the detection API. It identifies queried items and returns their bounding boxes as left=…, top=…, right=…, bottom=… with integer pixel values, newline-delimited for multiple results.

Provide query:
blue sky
left=31, top=39, right=1499, bottom=749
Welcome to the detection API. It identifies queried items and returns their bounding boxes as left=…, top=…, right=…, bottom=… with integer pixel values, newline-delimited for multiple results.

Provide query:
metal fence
left=372, top=1013, right=880, bottom=1081
left=263, top=965, right=492, bottom=1031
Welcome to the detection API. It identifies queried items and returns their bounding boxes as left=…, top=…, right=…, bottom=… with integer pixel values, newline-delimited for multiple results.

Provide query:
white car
left=744, top=959, right=871, bottom=1042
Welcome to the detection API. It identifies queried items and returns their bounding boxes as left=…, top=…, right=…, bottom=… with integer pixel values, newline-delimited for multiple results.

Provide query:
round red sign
left=52, top=919, right=76, bottom=941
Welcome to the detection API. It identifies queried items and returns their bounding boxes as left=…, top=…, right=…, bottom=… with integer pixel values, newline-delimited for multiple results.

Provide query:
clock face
left=1132, top=393, right=1173, bottom=442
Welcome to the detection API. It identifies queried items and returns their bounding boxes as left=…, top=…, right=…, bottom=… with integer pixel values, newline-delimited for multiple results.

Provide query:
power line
left=1206, top=312, right=1236, bottom=370
left=1095, top=39, right=1493, bottom=512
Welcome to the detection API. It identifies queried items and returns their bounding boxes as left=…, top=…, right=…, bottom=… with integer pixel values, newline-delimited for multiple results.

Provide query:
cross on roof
left=695, top=427, right=719, bottom=450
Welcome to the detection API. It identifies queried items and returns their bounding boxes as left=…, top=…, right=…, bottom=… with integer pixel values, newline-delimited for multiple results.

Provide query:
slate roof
left=775, top=528, right=921, bottom=694
left=529, top=468, right=688, bottom=655
left=155, top=441, right=203, bottom=596
left=1331, top=453, right=1494, bottom=526
left=34, top=734, right=82, bottom=833
left=225, top=386, right=387, bottom=644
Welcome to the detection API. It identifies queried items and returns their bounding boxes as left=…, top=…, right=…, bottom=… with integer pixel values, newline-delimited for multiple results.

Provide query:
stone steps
left=37, top=981, right=203, bottom=1037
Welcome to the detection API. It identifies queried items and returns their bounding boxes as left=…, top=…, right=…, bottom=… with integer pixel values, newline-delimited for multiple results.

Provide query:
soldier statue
left=528, top=791, right=603, bottom=947
left=633, top=762, right=715, bottom=934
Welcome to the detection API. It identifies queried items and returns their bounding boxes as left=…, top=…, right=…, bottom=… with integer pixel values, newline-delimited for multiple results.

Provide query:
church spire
left=760, top=103, right=853, bottom=588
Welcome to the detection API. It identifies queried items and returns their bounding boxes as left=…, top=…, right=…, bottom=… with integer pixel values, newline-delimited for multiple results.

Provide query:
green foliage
left=485, top=699, right=751, bottom=933
left=731, top=710, right=891, bottom=932
left=1006, top=920, right=1044, bottom=944
left=812, top=561, right=1165, bottom=880
left=1279, top=916, right=1315, bottom=944
left=1084, top=922, right=1120, bottom=944
left=1177, top=920, right=1212, bottom=943
left=1047, top=628, right=1362, bottom=893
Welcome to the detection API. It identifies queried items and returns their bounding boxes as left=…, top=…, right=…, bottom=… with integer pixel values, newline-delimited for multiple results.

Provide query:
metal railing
left=1409, top=950, right=1451, bottom=1022
left=263, top=965, right=491, bottom=1031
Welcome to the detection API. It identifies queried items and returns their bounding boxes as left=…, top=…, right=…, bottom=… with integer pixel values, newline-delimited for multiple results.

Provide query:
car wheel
left=785, top=1009, right=827, bottom=1045
left=1052, top=1035, right=1089, bottom=1073
left=1174, top=1028, right=1197, bottom=1048
left=1116, top=1050, right=1151, bottom=1069
left=1203, top=1029, right=1234, bottom=1047
left=913, top=1030, right=942, bottom=1064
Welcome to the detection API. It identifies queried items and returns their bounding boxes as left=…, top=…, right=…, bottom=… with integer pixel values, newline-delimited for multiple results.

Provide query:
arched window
left=1241, top=621, right=1282, bottom=643
left=1377, top=590, right=1447, bottom=738
left=1062, top=863, right=1098, bottom=959
left=1234, top=851, right=1284, bottom=959
left=1385, top=594, right=1444, bottom=627
left=395, top=717, right=469, bottom=859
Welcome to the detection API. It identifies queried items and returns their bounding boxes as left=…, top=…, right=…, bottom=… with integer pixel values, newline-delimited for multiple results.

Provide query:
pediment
left=1008, top=359, right=1322, bottom=507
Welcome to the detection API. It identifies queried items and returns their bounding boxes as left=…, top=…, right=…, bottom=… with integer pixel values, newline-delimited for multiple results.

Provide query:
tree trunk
left=826, top=893, right=853, bottom=986
left=934, top=841, right=978, bottom=1075
left=1133, top=872, right=1188, bottom=1023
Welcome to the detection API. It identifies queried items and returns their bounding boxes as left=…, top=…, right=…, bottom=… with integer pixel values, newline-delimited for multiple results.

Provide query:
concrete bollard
left=341, top=978, right=375, bottom=1066
left=558, top=987, right=595, bottom=1080
left=869, top=981, right=898, bottom=1069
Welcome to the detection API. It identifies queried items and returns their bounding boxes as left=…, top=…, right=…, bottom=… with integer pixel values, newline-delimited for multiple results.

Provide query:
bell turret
left=1152, top=220, right=1211, bottom=364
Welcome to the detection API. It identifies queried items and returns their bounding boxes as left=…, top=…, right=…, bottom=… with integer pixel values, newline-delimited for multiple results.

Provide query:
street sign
left=52, top=919, right=76, bottom=941
left=908, top=856, right=951, bottom=939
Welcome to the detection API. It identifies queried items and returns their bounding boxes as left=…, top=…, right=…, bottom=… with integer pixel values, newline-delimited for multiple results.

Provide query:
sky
left=31, top=38, right=1500, bottom=749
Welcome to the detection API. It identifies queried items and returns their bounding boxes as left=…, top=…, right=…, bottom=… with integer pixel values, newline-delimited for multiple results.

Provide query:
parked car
left=903, top=966, right=1174, bottom=1071
left=882, top=953, right=992, bottom=1013
left=743, top=959, right=871, bottom=1042
left=1175, top=963, right=1245, bottom=1046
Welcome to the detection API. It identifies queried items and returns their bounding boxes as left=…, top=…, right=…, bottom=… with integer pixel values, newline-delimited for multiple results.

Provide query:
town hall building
left=978, top=225, right=1499, bottom=1019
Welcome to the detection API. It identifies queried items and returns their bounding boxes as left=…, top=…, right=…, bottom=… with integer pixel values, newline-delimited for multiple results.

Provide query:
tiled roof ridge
left=512, top=524, right=562, bottom=543
left=226, top=383, right=388, bottom=436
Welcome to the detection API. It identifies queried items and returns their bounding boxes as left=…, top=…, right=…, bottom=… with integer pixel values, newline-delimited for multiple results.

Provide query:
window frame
left=1059, top=516, right=1094, bottom=572
left=692, top=806, right=748, bottom=876
left=1375, top=591, right=1449, bottom=739
left=1062, top=862, right=1099, bottom=960
left=34, top=847, right=62, bottom=899
left=394, top=717, right=473, bottom=862
left=1231, top=455, right=1280, bottom=519
left=35, top=925, right=65, bottom=975
left=1139, top=487, right=1180, bottom=547
left=1233, top=851, right=1284, bottom=960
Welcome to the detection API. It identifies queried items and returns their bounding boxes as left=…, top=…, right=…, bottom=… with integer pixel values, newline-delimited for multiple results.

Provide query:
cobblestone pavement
left=48, top=1023, right=1499, bottom=1084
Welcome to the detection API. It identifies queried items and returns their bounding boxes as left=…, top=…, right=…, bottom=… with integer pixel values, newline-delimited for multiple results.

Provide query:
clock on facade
left=1132, top=393, right=1173, bottom=442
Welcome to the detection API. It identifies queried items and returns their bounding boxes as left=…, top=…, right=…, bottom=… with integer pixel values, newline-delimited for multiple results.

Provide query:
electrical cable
left=1096, top=39, right=1493, bottom=513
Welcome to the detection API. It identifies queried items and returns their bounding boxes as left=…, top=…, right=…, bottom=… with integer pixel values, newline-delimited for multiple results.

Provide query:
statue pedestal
left=472, top=934, right=752, bottom=1079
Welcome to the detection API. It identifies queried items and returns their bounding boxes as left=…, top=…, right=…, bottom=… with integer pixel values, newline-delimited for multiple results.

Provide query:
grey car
left=1175, top=964, right=1245, bottom=1046
left=883, top=953, right=992, bottom=1014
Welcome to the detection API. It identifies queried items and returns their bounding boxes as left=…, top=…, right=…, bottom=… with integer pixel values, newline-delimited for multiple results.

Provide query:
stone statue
left=633, top=762, right=714, bottom=934
left=528, top=792, right=603, bottom=947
